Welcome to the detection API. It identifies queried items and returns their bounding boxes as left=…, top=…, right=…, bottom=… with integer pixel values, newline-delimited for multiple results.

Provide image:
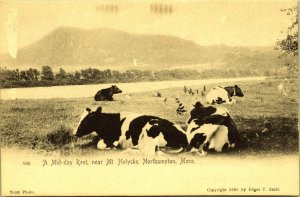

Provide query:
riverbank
left=0, top=76, right=265, bottom=100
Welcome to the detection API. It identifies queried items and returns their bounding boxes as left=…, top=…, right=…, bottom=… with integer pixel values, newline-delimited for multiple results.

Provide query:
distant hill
left=1, top=27, right=209, bottom=66
left=1, top=26, right=285, bottom=71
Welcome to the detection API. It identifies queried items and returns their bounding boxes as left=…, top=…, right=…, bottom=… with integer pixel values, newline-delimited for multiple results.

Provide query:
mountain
left=1, top=26, right=285, bottom=70
left=1, top=27, right=213, bottom=66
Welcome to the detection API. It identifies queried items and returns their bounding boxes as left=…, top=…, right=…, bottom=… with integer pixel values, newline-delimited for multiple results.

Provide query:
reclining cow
left=186, top=102, right=240, bottom=156
left=73, top=107, right=187, bottom=155
left=94, top=85, right=122, bottom=101
left=206, top=85, right=244, bottom=104
left=125, top=116, right=187, bottom=154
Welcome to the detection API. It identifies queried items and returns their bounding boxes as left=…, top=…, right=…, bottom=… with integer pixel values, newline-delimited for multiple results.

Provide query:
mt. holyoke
left=2, top=26, right=281, bottom=69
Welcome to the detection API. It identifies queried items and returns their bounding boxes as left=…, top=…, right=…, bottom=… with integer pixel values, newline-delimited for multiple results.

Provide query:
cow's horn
left=96, top=106, right=102, bottom=113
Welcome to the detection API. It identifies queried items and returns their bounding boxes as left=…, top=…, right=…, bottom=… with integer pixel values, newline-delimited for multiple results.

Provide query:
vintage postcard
left=0, top=0, right=299, bottom=196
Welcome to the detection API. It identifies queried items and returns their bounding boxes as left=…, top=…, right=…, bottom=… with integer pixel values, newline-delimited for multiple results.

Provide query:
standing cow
left=73, top=107, right=187, bottom=155
left=206, top=85, right=244, bottom=104
left=186, top=102, right=240, bottom=155
left=94, top=85, right=122, bottom=101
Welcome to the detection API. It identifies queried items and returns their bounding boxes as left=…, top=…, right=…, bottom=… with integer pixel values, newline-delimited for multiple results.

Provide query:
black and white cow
left=94, top=85, right=122, bottom=101
left=206, top=85, right=244, bottom=104
left=125, top=116, right=187, bottom=154
left=73, top=107, right=123, bottom=148
left=186, top=103, right=240, bottom=156
left=73, top=107, right=187, bottom=155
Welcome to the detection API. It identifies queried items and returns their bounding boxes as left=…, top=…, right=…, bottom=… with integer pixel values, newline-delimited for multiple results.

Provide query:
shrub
left=47, top=125, right=73, bottom=146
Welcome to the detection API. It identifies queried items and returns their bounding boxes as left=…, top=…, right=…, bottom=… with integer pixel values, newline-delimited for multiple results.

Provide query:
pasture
left=0, top=78, right=298, bottom=157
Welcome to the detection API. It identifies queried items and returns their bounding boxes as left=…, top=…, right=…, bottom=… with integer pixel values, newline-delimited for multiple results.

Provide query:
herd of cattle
left=71, top=84, right=244, bottom=156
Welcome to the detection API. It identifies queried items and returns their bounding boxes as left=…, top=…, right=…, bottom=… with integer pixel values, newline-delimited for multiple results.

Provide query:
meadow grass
left=0, top=78, right=298, bottom=156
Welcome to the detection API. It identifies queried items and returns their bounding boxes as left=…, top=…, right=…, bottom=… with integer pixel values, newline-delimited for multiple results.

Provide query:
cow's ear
left=96, top=106, right=102, bottom=113
left=86, top=108, right=91, bottom=113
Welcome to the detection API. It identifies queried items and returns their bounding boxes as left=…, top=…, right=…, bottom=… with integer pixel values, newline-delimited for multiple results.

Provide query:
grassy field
left=0, top=78, right=298, bottom=156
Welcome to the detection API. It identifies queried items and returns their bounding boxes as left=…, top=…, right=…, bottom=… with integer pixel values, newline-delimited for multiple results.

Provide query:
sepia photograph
left=0, top=0, right=299, bottom=196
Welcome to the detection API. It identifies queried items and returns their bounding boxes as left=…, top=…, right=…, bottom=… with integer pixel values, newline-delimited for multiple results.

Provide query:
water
left=0, top=76, right=265, bottom=100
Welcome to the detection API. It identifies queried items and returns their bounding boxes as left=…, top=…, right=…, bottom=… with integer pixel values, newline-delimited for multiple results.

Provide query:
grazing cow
left=206, top=85, right=244, bottom=104
left=188, top=88, right=194, bottom=95
left=183, top=86, right=188, bottom=93
left=94, top=85, right=122, bottom=101
left=152, top=91, right=162, bottom=97
left=73, top=107, right=187, bottom=155
left=186, top=104, right=240, bottom=156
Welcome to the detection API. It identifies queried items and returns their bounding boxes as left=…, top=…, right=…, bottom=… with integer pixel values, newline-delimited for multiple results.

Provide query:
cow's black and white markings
left=125, top=115, right=187, bottom=149
left=137, top=118, right=187, bottom=155
left=186, top=105, right=240, bottom=156
left=94, top=85, right=122, bottom=101
left=206, top=85, right=244, bottom=104
left=73, top=107, right=187, bottom=154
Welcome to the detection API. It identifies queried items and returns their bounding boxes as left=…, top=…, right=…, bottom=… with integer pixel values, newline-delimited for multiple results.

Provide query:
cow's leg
left=104, top=138, right=115, bottom=148
left=156, top=147, right=167, bottom=156
left=70, top=135, right=79, bottom=148
left=225, top=97, right=236, bottom=104
left=229, top=98, right=236, bottom=104
left=221, top=143, right=229, bottom=152
left=198, top=143, right=208, bottom=156
left=228, top=143, right=235, bottom=149
left=107, top=95, right=114, bottom=101
left=97, top=139, right=110, bottom=150
left=138, top=134, right=157, bottom=155
left=189, top=147, right=207, bottom=156
left=100, top=95, right=105, bottom=101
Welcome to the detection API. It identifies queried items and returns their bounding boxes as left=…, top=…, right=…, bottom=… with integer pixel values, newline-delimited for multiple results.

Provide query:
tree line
left=0, top=65, right=276, bottom=88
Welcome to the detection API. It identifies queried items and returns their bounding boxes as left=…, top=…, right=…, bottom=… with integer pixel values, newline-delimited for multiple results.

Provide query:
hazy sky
left=0, top=0, right=297, bottom=55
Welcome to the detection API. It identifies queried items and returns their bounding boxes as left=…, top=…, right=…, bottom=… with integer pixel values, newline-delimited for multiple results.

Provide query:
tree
left=26, top=68, right=40, bottom=81
left=4, top=69, right=20, bottom=81
left=55, top=68, right=67, bottom=80
left=275, top=6, right=298, bottom=71
left=20, top=70, right=29, bottom=81
left=74, top=71, right=81, bottom=79
left=41, top=65, right=54, bottom=81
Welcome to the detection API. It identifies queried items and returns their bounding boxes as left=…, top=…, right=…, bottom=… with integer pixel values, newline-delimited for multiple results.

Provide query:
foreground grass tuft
left=47, top=125, right=73, bottom=147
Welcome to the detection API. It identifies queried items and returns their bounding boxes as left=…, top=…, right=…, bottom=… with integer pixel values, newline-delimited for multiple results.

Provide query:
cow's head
left=74, top=107, right=103, bottom=138
left=186, top=103, right=217, bottom=124
left=234, top=85, right=244, bottom=97
left=111, top=85, right=122, bottom=94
